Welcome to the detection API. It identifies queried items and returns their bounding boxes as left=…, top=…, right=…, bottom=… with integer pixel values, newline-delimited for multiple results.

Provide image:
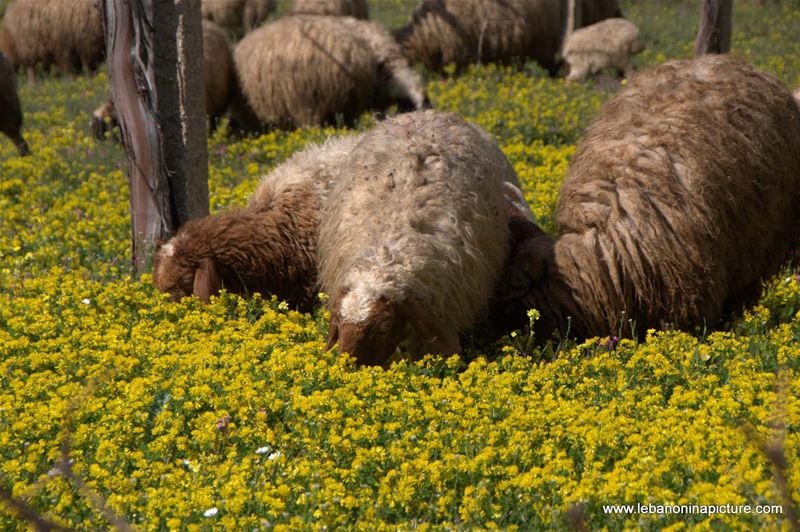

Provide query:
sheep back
left=396, top=0, right=620, bottom=73
left=564, top=17, right=644, bottom=81
left=291, top=0, right=369, bottom=19
left=549, top=55, right=800, bottom=337
left=0, top=51, right=28, bottom=155
left=318, top=110, right=510, bottom=362
left=232, top=15, right=379, bottom=129
left=1, top=0, right=104, bottom=74
left=201, top=0, right=276, bottom=32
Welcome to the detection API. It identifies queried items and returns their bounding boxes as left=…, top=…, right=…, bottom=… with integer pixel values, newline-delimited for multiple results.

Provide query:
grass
left=1, top=0, right=799, bottom=529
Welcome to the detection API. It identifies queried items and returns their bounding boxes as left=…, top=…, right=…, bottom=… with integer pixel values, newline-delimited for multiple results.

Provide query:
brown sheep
left=0, top=0, right=104, bottom=74
left=229, top=15, right=429, bottom=132
left=318, top=111, right=511, bottom=366
left=563, top=18, right=645, bottom=82
left=395, top=0, right=621, bottom=74
left=492, top=55, right=800, bottom=342
left=291, top=0, right=369, bottom=19
left=91, top=20, right=234, bottom=138
left=153, top=133, right=363, bottom=310
left=201, top=0, right=276, bottom=32
left=0, top=51, right=29, bottom=156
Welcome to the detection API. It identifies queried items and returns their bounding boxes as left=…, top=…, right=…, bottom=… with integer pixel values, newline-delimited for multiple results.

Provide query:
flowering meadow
left=2, top=0, right=800, bottom=529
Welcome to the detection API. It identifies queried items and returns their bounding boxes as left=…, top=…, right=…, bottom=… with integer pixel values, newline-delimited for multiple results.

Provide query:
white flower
left=268, top=451, right=281, bottom=461
left=203, top=507, right=218, bottom=517
left=255, top=446, right=270, bottom=455
left=81, top=298, right=90, bottom=304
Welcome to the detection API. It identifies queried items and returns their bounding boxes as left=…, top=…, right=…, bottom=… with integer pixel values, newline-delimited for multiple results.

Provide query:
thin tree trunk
left=561, top=0, right=583, bottom=56
left=98, top=0, right=209, bottom=273
left=695, top=0, right=733, bottom=56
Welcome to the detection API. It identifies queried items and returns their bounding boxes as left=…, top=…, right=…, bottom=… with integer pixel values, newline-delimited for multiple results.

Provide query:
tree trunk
left=561, top=0, right=583, bottom=56
left=97, top=0, right=209, bottom=273
left=695, top=0, right=733, bottom=56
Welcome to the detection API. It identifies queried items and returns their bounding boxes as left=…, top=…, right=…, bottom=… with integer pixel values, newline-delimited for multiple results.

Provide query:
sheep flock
left=3, top=0, right=800, bottom=369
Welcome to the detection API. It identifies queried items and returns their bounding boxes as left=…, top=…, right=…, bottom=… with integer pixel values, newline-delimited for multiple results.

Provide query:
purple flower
left=216, top=415, right=231, bottom=432
left=795, top=273, right=800, bottom=284
left=603, top=335, right=619, bottom=351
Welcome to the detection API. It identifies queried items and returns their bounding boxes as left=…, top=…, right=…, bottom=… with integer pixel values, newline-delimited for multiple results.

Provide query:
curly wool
left=497, top=55, right=800, bottom=340
left=564, top=18, right=645, bottom=81
left=395, top=0, right=620, bottom=73
left=317, top=110, right=511, bottom=358
left=232, top=15, right=428, bottom=130
left=153, top=133, right=363, bottom=311
left=0, top=52, right=28, bottom=155
left=291, top=0, right=369, bottom=19
left=0, top=0, right=104, bottom=73
left=201, top=0, right=276, bottom=32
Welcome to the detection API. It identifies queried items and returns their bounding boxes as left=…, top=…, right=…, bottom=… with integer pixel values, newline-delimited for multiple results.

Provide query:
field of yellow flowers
left=2, top=1, right=800, bottom=529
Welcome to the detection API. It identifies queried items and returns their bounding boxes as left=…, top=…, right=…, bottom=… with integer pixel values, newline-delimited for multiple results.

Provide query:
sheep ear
left=401, top=301, right=461, bottom=356
left=325, top=311, right=340, bottom=351
left=193, top=257, right=221, bottom=303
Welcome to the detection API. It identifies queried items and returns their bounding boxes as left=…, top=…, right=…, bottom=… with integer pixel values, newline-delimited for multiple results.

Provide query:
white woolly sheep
left=0, top=51, right=29, bottom=156
left=291, top=0, right=369, bottom=19
left=492, top=55, right=800, bottom=341
left=229, top=15, right=429, bottom=132
left=201, top=0, right=276, bottom=32
left=395, top=0, right=622, bottom=74
left=564, top=18, right=645, bottom=82
left=0, top=0, right=104, bottom=74
left=153, top=133, right=363, bottom=311
left=318, top=110, right=511, bottom=366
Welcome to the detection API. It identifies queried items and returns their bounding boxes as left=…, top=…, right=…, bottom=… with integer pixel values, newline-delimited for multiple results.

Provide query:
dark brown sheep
left=492, top=55, right=800, bottom=341
left=152, top=134, right=362, bottom=310
left=395, top=0, right=621, bottom=74
left=0, top=51, right=29, bottom=156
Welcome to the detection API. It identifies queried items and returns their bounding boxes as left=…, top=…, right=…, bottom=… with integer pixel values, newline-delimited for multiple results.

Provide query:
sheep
left=492, top=55, right=800, bottom=342
left=0, top=0, right=104, bottom=74
left=563, top=18, right=645, bottom=82
left=201, top=0, right=276, bottom=32
left=290, top=0, right=369, bottom=19
left=318, top=110, right=511, bottom=366
left=0, top=51, right=29, bottom=156
left=91, top=20, right=233, bottom=139
left=229, top=15, right=429, bottom=132
left=153, top=133, right=363, bottom=311
left=395, top=0, right=622, bottom=75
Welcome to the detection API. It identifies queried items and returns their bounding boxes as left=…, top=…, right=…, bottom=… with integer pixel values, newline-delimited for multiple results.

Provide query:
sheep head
left=326, top=289, right=460, bottom=366
left=152, top=238, right=222, bottom=303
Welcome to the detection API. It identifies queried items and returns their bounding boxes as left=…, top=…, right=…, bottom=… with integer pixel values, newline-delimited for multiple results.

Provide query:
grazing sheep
left=201, top=0, right=276, bottom=32
left=91, top=20, right=233, bottom=138
left=395, top=0, right=621, bottom=74
left=0, top=0, right=104, bottom=74
left=291, top=0, right=369, bottom=19
left=563, top=18, right=645, bottom=82
left=230, top=15, right=429, bottom=132
left=0, top=51, right=29, bottom=156
left=153, top=133, right=363, bottom=310
left=318, top=110, right=510, bottom=366
left=493, top=55, right=800, bottom=341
